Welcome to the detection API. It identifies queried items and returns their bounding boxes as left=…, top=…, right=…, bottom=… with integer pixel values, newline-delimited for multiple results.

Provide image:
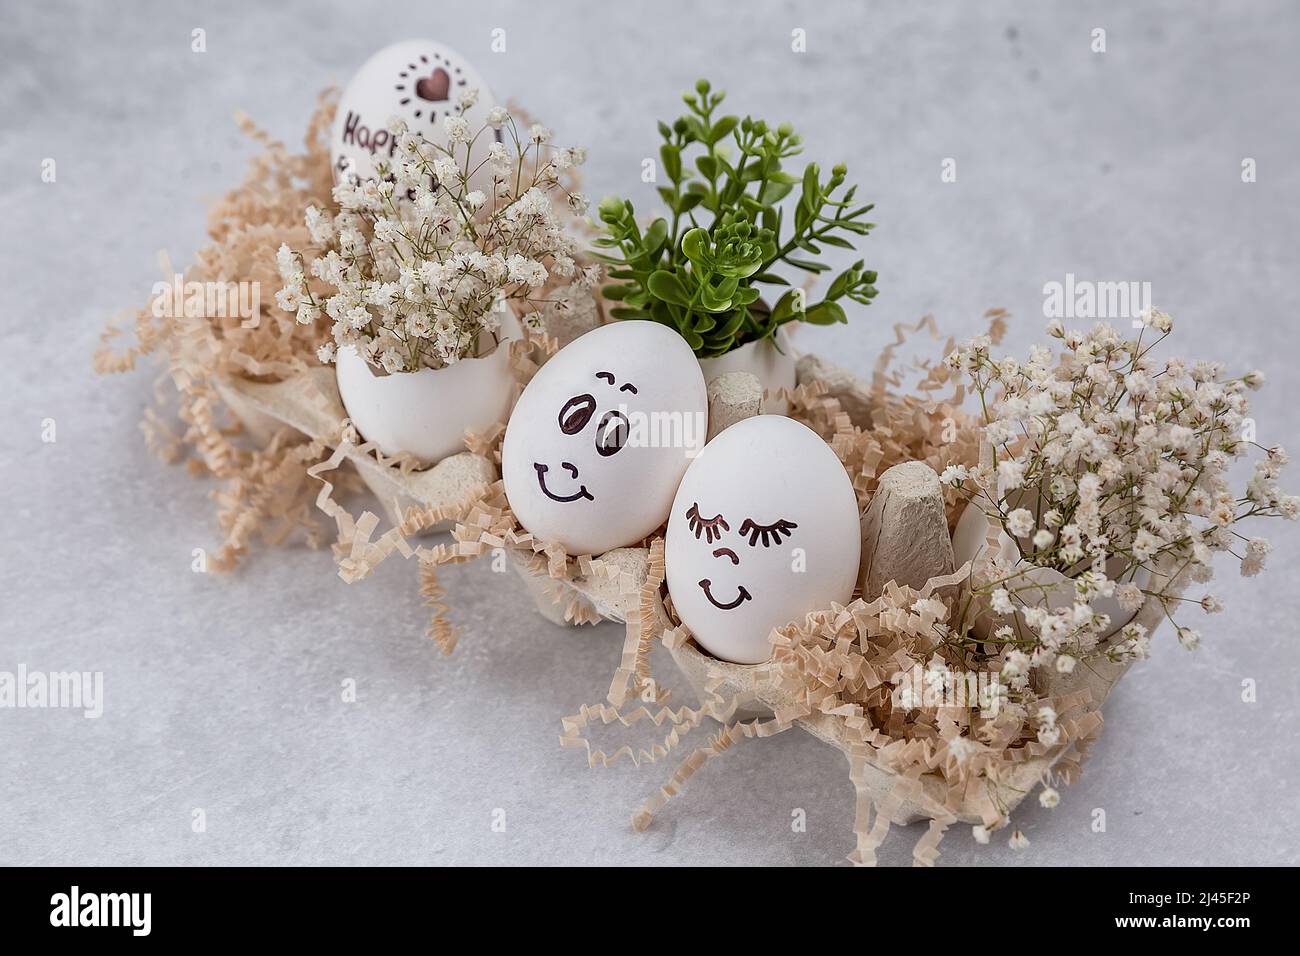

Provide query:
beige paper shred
left=419, top=560, right=456, bottom=655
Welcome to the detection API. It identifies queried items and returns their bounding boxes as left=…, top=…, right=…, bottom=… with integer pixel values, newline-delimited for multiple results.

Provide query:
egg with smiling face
left=502, top=321, right=708, bottom=556
left=665, top=415, right=862, bottom=664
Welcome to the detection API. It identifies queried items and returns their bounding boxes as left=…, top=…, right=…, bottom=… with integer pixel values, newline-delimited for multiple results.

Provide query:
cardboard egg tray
left=216, top=347, right=1172, bottom=829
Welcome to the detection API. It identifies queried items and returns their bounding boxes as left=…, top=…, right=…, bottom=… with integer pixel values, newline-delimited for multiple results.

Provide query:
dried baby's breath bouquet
left=942, top=309, right=1296, bottom=684
left=277, top=93, right=600, bottom=374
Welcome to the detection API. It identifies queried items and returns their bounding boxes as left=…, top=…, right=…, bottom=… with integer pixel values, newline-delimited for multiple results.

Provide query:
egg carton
left=537, top=361, right=1174, bottom=828
left=215, top=366, right=496, bottom=532
left=216, top=347, right=1171, bottom=829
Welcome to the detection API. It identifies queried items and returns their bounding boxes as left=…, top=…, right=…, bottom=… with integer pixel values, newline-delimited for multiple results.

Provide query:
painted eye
left=685, top=503, right=729, bottom=544
left=558, top=394, right=596, bottom=435
left=737, top=518, right=798, bottom=548
left=595, top=410, right=630, bottom=457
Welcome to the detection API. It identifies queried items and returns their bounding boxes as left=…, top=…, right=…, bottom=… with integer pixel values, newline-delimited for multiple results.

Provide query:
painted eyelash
left=685, top=503, right=729, bottom=544
left=737, top=518, right=798, bottom=548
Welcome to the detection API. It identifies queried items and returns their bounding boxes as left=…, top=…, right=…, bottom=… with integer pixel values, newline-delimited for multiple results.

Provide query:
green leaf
left=793, top=200, right=812, bottom=236
left=800, top=163, right=821, bottom=210
left=819, top=234, right=855, bottom=249
left=695, top=154, right=718, bottom=180
left=680, top=227, right=711, bottom=266
left=660, top=144, right=682, bottom=183
left=708, top=115, right=739, bottom=144
left=803, top=300, right=848, bottom=325
left=758, top=180, right=794, bottom=204
left=647, top=270, right=692, bottom=306
left=770, top=289, right=803, bottom=323
left=678, top=192, right=704, bottom=215
left=751, top=271, right=789, bottom=285
left=643, top=218, right=669, bottom=256
left=785, top=256, right=829, bottom=273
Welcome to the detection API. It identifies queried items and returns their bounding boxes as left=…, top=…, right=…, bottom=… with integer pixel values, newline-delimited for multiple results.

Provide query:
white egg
left=331, top=39, right=499, bottom=184
left=502, top=322, right=708, bottom=556
left=665, top=415, right=861, bottom=664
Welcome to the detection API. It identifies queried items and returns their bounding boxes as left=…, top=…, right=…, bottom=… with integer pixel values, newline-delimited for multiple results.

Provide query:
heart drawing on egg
left=415, top=68, right=451, bottom=102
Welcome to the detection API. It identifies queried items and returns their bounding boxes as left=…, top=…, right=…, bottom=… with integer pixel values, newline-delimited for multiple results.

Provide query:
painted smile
left=534, top=462, right=593, bottom=503
left=698, top=578, right=752, bottom=611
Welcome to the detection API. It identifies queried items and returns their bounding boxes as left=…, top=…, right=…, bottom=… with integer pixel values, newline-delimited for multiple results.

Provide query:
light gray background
left=2, top=0, right=1297, bottom=866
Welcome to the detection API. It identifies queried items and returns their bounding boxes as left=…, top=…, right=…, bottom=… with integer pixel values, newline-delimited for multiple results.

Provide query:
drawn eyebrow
left=595, top=371, right=637, bottom=394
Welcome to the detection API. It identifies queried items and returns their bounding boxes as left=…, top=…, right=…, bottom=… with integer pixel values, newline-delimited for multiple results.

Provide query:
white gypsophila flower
left=972, top=824, right=991, bottom=845
left=911, top=597, right=947, bottom=619
left=1039, top=787, right=1061, bottom=809
left=940, top=464, right=969, bottom=486
left=956, top=313, right=1292, bottom=670
left=316, top=341, right=336, bottom=364
left=281, top=122, right=595, bottom=373
left=456, top=87, right=479, bottom=111
left=1177, top=626, right=1201, bottom=651
left=485, top=106, right=509, bottom=129
left=442, top=115, right=471, bottom=143
left=1114, top=583, right=1144, bottom=613
left=1001, top=650, right=1030, bottom=691
left=1008, top=830, right=1030, bottom=851
left=1006, top=508, right=1034, bottom=538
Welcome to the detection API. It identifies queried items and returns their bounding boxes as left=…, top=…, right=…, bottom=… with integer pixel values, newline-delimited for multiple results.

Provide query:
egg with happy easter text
left=502, top=322, right=708, bottom=556
left=665, top=415, right=861, bottom=664
left=331, top=39, right=499, bottom=184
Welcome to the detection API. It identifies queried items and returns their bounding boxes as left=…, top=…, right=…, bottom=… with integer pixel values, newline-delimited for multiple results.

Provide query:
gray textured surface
left=2, top=0, right=1298, bottom=866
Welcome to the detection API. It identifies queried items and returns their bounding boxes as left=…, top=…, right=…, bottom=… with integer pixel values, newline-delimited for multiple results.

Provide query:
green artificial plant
left=593, top=79, right=878, bottom=358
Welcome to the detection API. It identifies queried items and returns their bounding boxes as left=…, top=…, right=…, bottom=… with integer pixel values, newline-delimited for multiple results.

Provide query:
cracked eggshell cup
left=335, top=312, right=521, bottom=466
left=501, top=321, right=708, bottom=556
left=665, top=414, right=861, bottom=664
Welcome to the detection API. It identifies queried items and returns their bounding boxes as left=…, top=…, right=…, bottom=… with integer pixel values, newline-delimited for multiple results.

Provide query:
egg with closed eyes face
left=665, top=415, right=862, bottom=664
left=502, top=321, right=708, bottom=556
